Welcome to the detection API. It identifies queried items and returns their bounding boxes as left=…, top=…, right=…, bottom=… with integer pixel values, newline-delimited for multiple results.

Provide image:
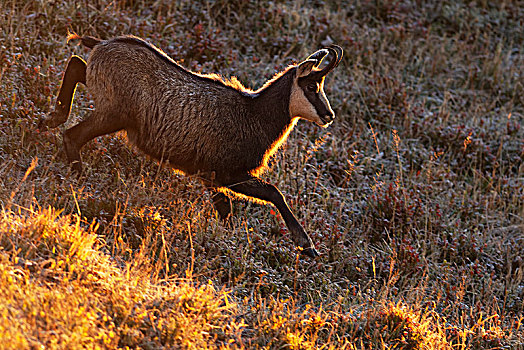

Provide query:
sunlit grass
left=0, top=208, right=241, bottom=349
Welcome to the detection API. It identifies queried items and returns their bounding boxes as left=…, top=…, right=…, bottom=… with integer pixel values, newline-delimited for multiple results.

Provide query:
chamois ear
left=296, top=59, right=317, bottom=78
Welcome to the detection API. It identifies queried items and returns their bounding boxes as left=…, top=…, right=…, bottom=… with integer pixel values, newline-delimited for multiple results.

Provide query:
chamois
left=43, top=34, right=343, bottom=258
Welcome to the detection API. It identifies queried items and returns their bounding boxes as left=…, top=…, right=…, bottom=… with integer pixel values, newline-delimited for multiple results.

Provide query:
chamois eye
left=306, top=83, right=318, bottom=92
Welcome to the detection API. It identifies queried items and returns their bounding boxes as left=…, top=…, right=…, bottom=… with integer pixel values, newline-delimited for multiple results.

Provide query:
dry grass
left=0, top=0, right=522, bottom=348
left=0, top=207, right=241, bottom=349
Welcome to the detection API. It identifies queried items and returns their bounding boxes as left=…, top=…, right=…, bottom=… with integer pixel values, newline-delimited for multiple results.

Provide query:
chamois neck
left=250, top=68, right=295, bottom=132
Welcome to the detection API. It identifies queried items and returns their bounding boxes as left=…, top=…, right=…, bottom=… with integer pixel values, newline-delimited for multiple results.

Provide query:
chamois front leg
left=41, top=55, right=87, bottom=129
left=211, top=190, right=232, bottom=221
left=227, top=177, right=319, bottom=258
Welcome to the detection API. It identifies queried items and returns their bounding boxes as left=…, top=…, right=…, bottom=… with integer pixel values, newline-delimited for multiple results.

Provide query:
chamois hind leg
left=63, top=110, right=124, bottom=174
left=41, top=56, right=86, bottom=129
left=226, top=176, right=319, bottom=258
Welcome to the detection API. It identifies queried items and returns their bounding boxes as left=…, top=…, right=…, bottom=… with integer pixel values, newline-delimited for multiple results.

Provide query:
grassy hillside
left=0, top=0, right=522, bottom=348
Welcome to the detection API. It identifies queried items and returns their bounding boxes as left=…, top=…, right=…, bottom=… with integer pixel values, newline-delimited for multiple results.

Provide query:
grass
left=0, top=0, right=522, bottom=348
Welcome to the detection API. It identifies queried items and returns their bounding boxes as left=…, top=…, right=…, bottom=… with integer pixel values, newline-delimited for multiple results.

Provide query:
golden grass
left=0, top=208, right=240, bottom=349
left=0, top=205, right=457, bottom=349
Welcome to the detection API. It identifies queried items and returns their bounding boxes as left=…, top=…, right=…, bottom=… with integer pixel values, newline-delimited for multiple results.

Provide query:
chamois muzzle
left=320, top=110, right=335, bottom=126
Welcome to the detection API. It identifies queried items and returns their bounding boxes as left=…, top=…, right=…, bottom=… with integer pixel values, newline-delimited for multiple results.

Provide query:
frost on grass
left=0, top=0, right=522, bottom=349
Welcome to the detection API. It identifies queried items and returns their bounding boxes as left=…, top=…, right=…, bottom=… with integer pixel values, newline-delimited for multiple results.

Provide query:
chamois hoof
left=301, top=247, right=320, bottom=258
left=70, top=161, right=83, bottom=177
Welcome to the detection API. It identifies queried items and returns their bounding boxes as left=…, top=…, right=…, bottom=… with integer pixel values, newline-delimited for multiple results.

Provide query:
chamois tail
left=67, top=31, right=102, bottom=49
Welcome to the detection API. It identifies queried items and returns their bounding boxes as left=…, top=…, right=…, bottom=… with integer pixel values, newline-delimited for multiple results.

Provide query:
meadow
left=0, top=0, right=522, bottom=348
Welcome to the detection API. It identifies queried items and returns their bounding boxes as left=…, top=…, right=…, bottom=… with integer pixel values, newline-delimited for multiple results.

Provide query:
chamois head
left=290, top=45, right=343, bottom=127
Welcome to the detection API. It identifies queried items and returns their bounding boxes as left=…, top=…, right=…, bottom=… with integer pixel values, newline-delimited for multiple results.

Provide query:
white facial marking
left=289, top=79, right=323, bottom=125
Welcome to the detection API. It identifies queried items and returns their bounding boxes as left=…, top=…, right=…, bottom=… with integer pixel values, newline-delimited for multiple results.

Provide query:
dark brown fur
left=43, top=34, right=343, bottom=258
